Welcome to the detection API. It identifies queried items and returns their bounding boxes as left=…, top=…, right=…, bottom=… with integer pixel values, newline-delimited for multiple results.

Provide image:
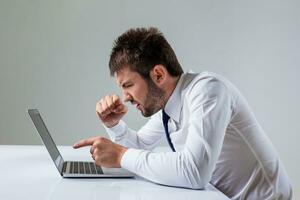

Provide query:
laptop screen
left=28, top=109, right=64, bottom=172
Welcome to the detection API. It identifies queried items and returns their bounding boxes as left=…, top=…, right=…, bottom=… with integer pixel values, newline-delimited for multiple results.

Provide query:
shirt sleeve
left=104, top=111, right=165, bottom=151
left=121, top=77, right=233, bottom=189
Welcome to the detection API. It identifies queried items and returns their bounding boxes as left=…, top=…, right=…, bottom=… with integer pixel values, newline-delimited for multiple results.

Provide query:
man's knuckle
left=93, top=141, right=100, bottom=147
left=93, top=148, right=98, bottom=154
left=93, top=137, right=103, bottom=145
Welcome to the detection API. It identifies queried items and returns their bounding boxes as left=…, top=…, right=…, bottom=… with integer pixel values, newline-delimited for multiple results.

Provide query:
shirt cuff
left=120, top=148, right=142, bottom=172
left=104, top=120, right=127, bottom=139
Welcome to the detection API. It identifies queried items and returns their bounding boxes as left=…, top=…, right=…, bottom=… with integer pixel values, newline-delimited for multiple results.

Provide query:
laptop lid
left=28, top=109, right=64, bottom=175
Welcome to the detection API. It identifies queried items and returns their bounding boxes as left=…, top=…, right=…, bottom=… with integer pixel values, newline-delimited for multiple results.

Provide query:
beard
left=141, top=79, right=166, bottom=117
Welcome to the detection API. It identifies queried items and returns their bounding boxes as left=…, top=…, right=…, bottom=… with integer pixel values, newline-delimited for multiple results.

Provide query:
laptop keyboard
left=66, top=161, right=103, bottom=174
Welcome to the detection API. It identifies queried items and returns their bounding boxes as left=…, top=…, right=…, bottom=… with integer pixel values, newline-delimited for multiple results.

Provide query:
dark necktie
left=162, top=109, right=176, bottom=152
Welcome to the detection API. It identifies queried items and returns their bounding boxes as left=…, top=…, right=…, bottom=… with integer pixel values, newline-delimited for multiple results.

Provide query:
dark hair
left=109, top=27, right=183, bottom=79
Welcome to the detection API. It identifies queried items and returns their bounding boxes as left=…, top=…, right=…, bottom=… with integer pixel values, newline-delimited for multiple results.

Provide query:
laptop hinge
left=61, top=162, right=67, bottom=175
left=57, top=156, right=65, bottom=175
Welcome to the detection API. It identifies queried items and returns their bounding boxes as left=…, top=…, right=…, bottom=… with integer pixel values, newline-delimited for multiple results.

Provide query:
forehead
left=115, top=67, right=142, bottom=86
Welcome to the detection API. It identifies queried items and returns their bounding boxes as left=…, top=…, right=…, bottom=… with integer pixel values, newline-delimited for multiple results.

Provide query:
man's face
left=115, top=68, right=166, bottom=117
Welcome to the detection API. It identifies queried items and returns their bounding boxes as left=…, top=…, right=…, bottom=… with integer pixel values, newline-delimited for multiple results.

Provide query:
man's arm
left=104, top=112, right=165, bottom=150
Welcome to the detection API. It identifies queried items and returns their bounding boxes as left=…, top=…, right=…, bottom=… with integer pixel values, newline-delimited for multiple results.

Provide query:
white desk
left=0, top=145, right=229, bottom=200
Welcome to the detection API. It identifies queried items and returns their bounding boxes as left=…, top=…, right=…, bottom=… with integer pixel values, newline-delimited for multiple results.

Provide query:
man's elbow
left=182, top=167, right=211, bottom=190
left=186, top=175, right=210, bottom=190
left=180, top=152, right=213, bottom=189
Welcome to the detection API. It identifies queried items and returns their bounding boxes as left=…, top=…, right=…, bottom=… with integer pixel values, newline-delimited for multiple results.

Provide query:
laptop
left=28, top=109, right=135, bottom=178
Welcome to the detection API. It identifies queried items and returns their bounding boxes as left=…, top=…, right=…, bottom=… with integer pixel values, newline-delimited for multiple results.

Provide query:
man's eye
left=124, top=84, right=133, bottom=88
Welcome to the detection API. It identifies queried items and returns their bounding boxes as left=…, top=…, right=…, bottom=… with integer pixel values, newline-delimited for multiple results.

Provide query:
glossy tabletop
left=0, top=145, right=229, bottom=200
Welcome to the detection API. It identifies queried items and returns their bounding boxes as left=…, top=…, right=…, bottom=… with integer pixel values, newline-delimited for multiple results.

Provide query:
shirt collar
left=163, top=72, right=198, bottom=123
left=163, top=73, right=186, bottom=123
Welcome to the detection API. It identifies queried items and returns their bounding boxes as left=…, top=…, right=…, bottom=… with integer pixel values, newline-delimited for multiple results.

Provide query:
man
left=73, top=27, right=293, bottom=199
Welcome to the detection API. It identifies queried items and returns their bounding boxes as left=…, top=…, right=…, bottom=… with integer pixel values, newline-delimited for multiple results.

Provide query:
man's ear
left=150, top=65, right=167, bottom=85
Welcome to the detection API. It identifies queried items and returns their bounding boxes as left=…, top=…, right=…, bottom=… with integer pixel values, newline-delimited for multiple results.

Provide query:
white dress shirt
left=105, top=71, right=293, bottom=200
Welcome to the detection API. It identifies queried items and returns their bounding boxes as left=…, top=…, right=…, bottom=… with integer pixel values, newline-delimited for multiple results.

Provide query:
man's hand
left=96, top=95, right=127, bottom=128
left=73, top=137, right=128, bottom=168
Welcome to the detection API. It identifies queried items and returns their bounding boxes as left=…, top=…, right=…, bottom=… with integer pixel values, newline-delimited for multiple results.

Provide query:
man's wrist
left=119, top=148, right=142, bottom=172
left=118, top=146, right=128, bottom=167
left=105, top=121, right=119, bottom=128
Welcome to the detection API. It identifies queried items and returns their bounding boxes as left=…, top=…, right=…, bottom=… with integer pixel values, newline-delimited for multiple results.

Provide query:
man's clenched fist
left=96, top=94, right=127, bottom=128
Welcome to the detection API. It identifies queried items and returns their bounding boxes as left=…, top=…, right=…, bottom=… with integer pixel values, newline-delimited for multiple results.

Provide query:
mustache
left=129, top=99, right=140, bottom=105
left=124, top=98, right=139, bottom=105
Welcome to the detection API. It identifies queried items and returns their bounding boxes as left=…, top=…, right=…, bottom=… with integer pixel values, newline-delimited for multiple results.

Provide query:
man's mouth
left=136, top=104, right=141, bottom=110
left=131, top=101, right=141, bottom=110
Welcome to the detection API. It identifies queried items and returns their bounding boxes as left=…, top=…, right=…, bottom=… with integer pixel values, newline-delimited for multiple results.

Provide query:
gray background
left=0, top=0, right=299, bottom=196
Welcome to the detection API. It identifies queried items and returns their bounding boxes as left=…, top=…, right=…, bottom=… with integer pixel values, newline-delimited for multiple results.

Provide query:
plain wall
left=0, top=0, right=299, bottom=196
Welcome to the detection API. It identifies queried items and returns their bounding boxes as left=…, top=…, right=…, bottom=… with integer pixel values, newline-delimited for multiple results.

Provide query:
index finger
left=73, top=137, right=98, bottom=149
left=112, top=95, right=121, bottom=105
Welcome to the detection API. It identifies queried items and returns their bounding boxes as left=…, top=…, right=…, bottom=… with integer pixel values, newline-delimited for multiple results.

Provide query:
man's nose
left=123, top=92, right=132, bottom=103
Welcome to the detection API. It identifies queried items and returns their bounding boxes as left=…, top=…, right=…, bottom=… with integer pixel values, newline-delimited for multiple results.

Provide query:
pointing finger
left=73, top=137, right=99, bottom=149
